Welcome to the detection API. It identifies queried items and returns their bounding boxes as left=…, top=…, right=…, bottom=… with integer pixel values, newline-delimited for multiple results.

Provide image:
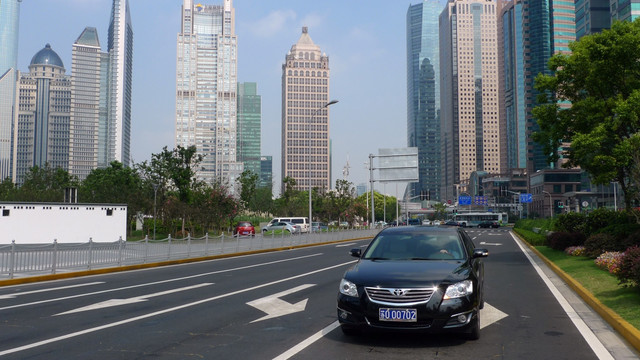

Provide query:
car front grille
left=365, top=287, right=435, bottom=306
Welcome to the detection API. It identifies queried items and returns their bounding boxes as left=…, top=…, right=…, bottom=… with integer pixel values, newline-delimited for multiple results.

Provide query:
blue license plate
left=379, top=308, right=417, bottom=322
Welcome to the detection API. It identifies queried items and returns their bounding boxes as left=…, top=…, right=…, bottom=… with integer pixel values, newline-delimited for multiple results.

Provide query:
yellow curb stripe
left=514, top=232, right=640, bottom=353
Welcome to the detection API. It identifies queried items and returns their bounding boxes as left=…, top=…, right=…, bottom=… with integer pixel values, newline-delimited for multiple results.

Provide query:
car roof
left=378, top=225, right=461, bottom=235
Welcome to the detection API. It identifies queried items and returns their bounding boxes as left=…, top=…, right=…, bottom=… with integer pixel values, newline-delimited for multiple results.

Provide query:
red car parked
left=233, top=221, right=255, bottom=237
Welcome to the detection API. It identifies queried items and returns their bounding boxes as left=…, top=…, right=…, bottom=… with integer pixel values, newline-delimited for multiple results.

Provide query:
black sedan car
left=477, top=221, right=500, bottom=228
left=337, top=226, right=488, bottom=339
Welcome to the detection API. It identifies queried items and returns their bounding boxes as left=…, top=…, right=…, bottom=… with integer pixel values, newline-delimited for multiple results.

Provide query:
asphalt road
left=0, top=228, right=637, bottom=359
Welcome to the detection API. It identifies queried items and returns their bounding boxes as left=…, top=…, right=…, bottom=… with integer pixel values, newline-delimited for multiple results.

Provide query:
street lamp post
left=152, top=183, right=159, bottom=240
left=309, top=100, right=338, bottom=231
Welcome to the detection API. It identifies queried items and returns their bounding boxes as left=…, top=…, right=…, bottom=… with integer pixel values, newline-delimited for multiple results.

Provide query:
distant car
left=262, top=221, right=301, bottom=234
left=233, top=221, right=255, bottom=237
left=432, top=220, right=442, bottom=226
left=477, top=221, right=499, bottom=228
left=312, top=222, right=328, bottom=232
left=337, top=225, right=489, bottom=339
left=339, top=221, right=349, bottom=228
left=444, top=220, right=461, bottom=227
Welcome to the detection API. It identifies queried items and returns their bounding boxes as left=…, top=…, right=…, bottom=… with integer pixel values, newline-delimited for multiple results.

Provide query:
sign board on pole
left=377, top=148, right=419, bottom=183
left=458, top=196, right=472, bottom=205
left=519, top=193, right=532, bottom=203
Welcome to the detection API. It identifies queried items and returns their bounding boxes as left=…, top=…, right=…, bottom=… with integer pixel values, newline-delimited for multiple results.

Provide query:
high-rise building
left=70, top=27, right=109, bottom=180
left=281, top=27, right=332, bottom=193
left=523, top=0, right=575, bottom=172
left=237, top=82, right=261, bottom=176
left=13, top=44, right=71, bottom=184
left=610, top=0, right=640, bottom=22
left=407, top=0, right=442, bottom=201
left=439, top=0, right=503, bottom=202
left=0, top=0, right=21, bottom=180
left=575, top=0, right=610, bottom=39
left=259, top=155, right=273, bottom=189
left=107, top=0, right=133, bottom=167
left=175, top=0, right=243, bottom=190
left=500, top=0, right=527, bottom=170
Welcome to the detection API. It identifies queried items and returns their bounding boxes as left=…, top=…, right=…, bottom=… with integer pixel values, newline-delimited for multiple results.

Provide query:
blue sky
left=16, top=0, right=422, bottom=197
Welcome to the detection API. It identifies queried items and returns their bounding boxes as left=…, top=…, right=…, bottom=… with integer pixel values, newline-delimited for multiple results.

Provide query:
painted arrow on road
left=480, top=302, right=508, bottom=329
left=54, top=283, right=213, bottom=316
left=247, top=284, right=315, bottom=323
left=480, top=241, right=503, bottom=246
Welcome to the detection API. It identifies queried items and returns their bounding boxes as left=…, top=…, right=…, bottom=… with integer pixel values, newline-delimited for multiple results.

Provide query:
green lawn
left=536, top=246, right=640, bottom=331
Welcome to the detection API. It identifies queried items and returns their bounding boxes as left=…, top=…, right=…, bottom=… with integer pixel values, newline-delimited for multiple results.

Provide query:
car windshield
left=363, top=232, right=465, bottom=260
left=237, top=222, right=252, bottom=227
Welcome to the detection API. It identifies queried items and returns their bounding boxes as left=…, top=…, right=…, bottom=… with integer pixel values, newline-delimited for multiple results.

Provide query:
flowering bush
left=594, top=251, right=625, bottom=274
left=564, top=246, right=586, bottom=256
left=616, top=246, right=640, bottom=287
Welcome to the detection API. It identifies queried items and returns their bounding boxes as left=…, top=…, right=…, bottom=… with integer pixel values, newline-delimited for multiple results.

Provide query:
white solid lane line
left=273, top=321, right=341, bottom=360
left=510, top=232, right=614, bottom=360
left=0, top=282, right=104, bottom=300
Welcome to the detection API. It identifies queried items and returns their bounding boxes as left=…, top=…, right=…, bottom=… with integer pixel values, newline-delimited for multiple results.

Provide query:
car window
left=363, top=232, right=465, bottom=260
left=292, top=219, right=304, bottom=224
left=238, top=222, right=252, bottom=227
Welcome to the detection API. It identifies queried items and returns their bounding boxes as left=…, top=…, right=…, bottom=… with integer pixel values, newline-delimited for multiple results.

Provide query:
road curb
left=0, top=236, right=373, bottom=287
left=515, top=232, right=640, bottom=353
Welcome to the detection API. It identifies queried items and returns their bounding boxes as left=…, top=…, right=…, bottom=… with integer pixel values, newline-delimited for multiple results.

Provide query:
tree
left=19, top=164, right=77, bottom=202
left=139, top=146, right=204, bottom=204
left=532, top=19, right=640, bottom=212
left=0, top=177, right=16, bottom=201
left=236, top=170, right=259, bottom=211
left=79, top=161, right=145, bottom=235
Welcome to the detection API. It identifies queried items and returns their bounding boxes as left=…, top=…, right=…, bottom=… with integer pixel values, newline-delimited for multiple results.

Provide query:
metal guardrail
left=0, top=228, right=379, bottom=280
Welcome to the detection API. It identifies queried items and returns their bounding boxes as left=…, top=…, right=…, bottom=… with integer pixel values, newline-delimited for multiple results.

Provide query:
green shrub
left=554, top=212, right=587, bottom=234
left=584, top=233, right=618, bottom=258
left=546, top=231, right=585, bottom=251
left=584, top=208, right=630, bottom=236
left=616, top=246, right=640, bottom=287
left=513, top=228, right=546, bottom=246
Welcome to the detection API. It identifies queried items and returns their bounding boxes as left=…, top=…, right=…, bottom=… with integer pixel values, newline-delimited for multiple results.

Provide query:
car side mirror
left=472, top=248, right=489, bottom=258
left=350, top=248, right=362, bottom=258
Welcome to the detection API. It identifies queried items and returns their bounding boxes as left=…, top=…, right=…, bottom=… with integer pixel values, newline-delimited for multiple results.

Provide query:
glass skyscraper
left=406, top=0, right=442, bottom=201
left=500, top=0, right=527, bottom=170
left=107, top=0, right=134, bottom=167
left=0, top=0, right=21, bottom=180
left=523, top=0, right=576, bottom=172
left=237, top=82, right=261, bottom=176
left=575, top=0, right=610, bottom=39
left=175, top=0, right=243, bottom=190
left=70, top=27, right=109, bottom=180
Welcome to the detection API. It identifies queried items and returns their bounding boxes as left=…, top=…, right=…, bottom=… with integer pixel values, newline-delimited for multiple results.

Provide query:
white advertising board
left=0, top=203, right=127, bottom=244
left=377, top=147, right=419, bottom=182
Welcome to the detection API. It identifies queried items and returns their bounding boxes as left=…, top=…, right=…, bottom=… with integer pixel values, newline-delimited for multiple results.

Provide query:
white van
left=268, top=217, right=310, bottom=233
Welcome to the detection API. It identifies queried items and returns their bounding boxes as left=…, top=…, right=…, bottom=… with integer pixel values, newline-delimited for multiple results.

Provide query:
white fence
left=0, top=228, right=379, bottom=280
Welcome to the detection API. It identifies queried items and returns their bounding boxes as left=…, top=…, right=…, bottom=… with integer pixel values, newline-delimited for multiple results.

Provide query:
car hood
left=344, top=259, right=470, bottom=288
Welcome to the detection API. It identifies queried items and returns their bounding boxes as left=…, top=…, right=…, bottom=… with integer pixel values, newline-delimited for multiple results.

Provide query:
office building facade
left=237, top=82, right=261, bottom=176
left=70, top=27, right=109, bottom=180
left=439, top=0, right=504, bottom=202
left=281, top=27, right=332, bottom=193
left=523, top=0, right=575, bottom=172
left=610, top=0, right=640, bottom=21
left=407, top=0, right=442, bottom=201
left=575, top=0, right=610, bottom=39
left=14, top=44, right=71, bottom=184
left=107, top=0, right=133, bottom=167
left=0, top=0, right=21, bottom=180
left=175, top=0, right=243, bottom=190
left=259, top=155, right=272, bottom=189
left=500, top=0, right=527, bottom=170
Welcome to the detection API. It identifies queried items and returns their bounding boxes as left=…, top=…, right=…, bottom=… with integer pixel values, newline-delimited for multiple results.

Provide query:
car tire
left=463, top=312, right=480, bottom=340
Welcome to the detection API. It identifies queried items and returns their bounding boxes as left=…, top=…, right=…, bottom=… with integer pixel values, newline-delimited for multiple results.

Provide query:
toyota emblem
left=393, top=289, right=405, bottom=297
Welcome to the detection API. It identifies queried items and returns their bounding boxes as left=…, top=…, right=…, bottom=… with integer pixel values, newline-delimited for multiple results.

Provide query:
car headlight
left=443, top=280, right=473, bottom=299
left=339, top=279, right=358, bottom=297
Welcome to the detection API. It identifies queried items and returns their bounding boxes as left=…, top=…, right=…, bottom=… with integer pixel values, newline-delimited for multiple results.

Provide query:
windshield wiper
left=366, top=257, right=390, bottom=261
